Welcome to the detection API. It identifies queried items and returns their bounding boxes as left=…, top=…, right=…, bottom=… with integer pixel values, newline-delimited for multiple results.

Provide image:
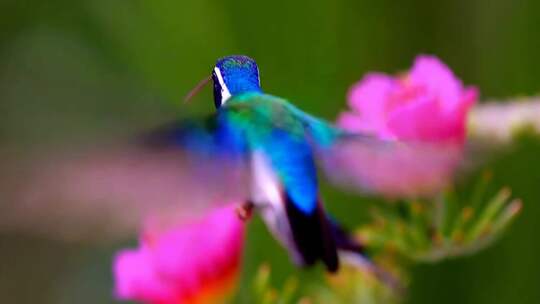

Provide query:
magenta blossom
left=113, top=204, right=245, bottom=304
left=332, top=55, right=478, bottom=197
left=338, top=55, right=477, bottom=144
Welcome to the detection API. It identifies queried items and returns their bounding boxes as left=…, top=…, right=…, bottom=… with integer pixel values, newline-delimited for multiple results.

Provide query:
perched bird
left=0, top=55, right=459, bottom=273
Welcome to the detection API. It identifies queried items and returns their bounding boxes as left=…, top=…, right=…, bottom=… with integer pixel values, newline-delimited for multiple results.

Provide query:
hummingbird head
left=212, top=55, right=261, bottom=108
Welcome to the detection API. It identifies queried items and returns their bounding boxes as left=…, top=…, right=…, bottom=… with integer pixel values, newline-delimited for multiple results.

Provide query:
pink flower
left=338, top=55, right=478, bottom=144
left=332, top=55, right=478, bottom=197
left=113, top=204, right=245, bottom=304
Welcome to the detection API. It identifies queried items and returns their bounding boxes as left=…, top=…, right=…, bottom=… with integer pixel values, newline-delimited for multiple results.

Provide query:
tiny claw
left=236, top=202, right=254, bottom=221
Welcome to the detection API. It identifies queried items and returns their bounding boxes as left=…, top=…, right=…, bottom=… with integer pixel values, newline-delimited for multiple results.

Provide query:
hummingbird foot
left=236, top=201, right=254, bottom=221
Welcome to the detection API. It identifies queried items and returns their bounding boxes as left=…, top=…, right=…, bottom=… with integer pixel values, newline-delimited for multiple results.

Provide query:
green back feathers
left=222, top=92, right=340, bottom=148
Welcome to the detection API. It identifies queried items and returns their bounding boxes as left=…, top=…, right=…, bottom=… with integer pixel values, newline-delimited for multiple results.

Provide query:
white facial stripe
left=213, top=67, right=232, bottom=104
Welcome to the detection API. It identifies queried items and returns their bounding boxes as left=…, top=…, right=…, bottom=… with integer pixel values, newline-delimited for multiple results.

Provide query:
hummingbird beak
left=183, top=75, right=212, bottom=103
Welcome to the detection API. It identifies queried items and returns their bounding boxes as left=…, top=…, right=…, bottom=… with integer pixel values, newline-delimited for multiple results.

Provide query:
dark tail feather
left=319, top=208, right=340, bottom=272
left=285, top=196, right=339, bottom=272
left=328, top=218, right=405, bottom=293
left=329, top=218, right=364, bottom=253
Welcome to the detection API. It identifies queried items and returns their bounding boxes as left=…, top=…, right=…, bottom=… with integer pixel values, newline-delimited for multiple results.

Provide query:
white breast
left=251, top=151, right=303, bottom=264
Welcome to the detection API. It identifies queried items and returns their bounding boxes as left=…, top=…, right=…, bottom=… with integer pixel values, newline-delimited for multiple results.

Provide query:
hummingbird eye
left=212, top=72, right=223, bottom=109
left=212, top=67, right=232, bottom=108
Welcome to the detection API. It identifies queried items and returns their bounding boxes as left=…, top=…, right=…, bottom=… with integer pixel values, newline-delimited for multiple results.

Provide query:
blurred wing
left=316, top=133, right=463, bottom=198
left=0, top=118, right=249, bottom=241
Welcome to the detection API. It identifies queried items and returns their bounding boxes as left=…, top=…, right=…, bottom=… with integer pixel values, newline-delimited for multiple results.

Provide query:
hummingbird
left=0, top=55, right=458, bottom=275
left=146, top=55, right=459, bottom=272
left=152, top=55, right=348, bottom=271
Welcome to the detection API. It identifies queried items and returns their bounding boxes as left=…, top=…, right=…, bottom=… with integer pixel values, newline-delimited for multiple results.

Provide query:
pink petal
left=386, top=96, right=453, bottom=142
left=408, top=55, right=463, bottom=111
left=113, top=204, right=244, bottom=304
left=335, top=55, right=479, bottom=196
left=346, top=73, right=396, bottom=134
left=113, top=247, right=176, bottom=303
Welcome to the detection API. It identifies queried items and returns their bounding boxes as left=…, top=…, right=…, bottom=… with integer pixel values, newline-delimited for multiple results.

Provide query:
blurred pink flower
left=113, top=204, right=245, bottom=304
left=338, top=55, right=478, bottom=144
left=332, top=55, right=478, bottom=197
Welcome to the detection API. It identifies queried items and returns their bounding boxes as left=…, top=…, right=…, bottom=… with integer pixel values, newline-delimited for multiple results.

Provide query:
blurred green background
left=1, top=0, right=540, bottom=303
